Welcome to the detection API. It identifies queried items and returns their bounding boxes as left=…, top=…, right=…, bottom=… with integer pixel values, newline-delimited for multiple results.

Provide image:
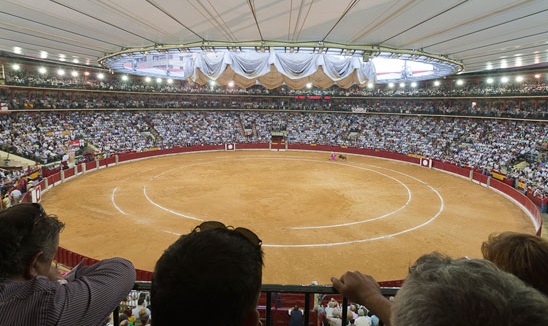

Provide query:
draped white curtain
left=188, top=52, right=376, bottom=89
left=229, top=52, right=271, bottom=78
left=271, top=53, right=319, bottom=78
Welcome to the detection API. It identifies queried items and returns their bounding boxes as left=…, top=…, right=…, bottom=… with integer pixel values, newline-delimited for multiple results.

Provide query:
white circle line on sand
left=111, top=187, right=128, bottom=215
left=162, top=230, right=182, bottom=236
left=143, top=185, right=203, bottom=221
left=263, top=184, right=445, bottom=248
left=290, top=163, right=412, bottom=229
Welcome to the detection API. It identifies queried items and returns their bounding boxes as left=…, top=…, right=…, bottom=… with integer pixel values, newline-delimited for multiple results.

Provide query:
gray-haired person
left=333, top=252, right=548, bottom=326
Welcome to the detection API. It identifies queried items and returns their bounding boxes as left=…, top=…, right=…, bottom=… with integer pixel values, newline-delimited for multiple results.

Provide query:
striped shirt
left=0, top=257, right=136, bottom=326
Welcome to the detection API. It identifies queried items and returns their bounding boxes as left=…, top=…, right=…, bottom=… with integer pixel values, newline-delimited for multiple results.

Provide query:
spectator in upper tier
left=151, top=221, right=264, bottom=326
left=481, top=231, right=548, bottom=296
left=0, top=203, right=136, bottom=326
left=332, top=252, right=548, bottom=326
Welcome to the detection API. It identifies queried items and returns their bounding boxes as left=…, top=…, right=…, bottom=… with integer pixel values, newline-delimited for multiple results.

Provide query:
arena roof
left=1, top=0, right=547, bottom=81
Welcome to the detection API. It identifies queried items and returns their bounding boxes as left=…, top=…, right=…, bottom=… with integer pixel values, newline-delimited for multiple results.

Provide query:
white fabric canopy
left=188, top=52, right=376, bottom=89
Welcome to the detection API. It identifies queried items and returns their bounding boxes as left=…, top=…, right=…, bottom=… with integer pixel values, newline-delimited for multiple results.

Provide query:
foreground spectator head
left=152, top=220, right=264, bottom=326
left=392, top=252, right=548, bottom=326
left=0, top=203, right=63, bottom=280
left=0, top=203, right=136, bottom=325
left=481, top=231, right=548, bottom=296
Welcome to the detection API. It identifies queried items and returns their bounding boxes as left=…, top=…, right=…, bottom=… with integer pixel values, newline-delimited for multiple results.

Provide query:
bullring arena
left=3, top=3, right=548, bottom=325
left=40, top=148, right=536, bottom=285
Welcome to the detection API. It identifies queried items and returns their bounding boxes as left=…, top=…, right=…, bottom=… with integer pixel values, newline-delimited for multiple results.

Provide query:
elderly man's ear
left=26, top=251, right=46, bottom=279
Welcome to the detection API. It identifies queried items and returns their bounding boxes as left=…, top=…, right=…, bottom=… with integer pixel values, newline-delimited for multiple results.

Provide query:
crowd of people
left=3, top=63, right=548, bottom=120
left=1, top=110, right=546, bottom=200
left=2, top=204, right=548, bottom=326
left=2, top=86, right=548, bottom=119
left=0, top=168, right=38, bottom=210
left=5, top=63, right=548, bottom=98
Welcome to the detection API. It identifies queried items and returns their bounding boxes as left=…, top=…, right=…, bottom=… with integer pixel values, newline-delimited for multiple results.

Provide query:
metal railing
left=115, top=282, right=399, bottom=326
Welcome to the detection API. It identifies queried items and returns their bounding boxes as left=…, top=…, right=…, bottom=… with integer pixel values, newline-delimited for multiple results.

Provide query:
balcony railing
left=116, top=282, right=399, bottom=326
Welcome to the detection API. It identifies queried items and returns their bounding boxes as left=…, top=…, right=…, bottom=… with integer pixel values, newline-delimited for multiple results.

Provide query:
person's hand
left=331, top=271, right=381, bottom=305
left=331, top=271, right=392, bottom=326
left=47, top=260, right=66, bottom=283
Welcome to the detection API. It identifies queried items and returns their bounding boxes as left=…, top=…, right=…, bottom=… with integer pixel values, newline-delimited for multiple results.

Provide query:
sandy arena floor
left=41, top=150, right=535, bottom=284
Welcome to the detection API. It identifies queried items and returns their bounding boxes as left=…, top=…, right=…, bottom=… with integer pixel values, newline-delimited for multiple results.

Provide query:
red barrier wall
left=473, top=171, right=490, bottom=184
left=238, top=143, right=270, bottom=149
left=47, top=173, right=61, bottom=185
left=85, top=161, right=97, bottom=171
left=289, top=144, right=421, bottom=165
left=490, top=179, right=543, bottom=235
left=64, top=167, right=76, bottom=179
left=431, top=160, right=471, bottom=178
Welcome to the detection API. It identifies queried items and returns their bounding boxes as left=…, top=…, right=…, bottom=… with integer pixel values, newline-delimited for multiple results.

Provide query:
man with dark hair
left=152, top=221, right=264, bottom=326
left=0, top=203, right=136, bottom=326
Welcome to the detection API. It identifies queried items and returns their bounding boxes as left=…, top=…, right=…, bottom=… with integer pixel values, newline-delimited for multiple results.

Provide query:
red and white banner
left=420, top=158, right=432, bottom=168
left=67, top=139, right=84, bottom=150
left=224, top=143, right=236, bottom=151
